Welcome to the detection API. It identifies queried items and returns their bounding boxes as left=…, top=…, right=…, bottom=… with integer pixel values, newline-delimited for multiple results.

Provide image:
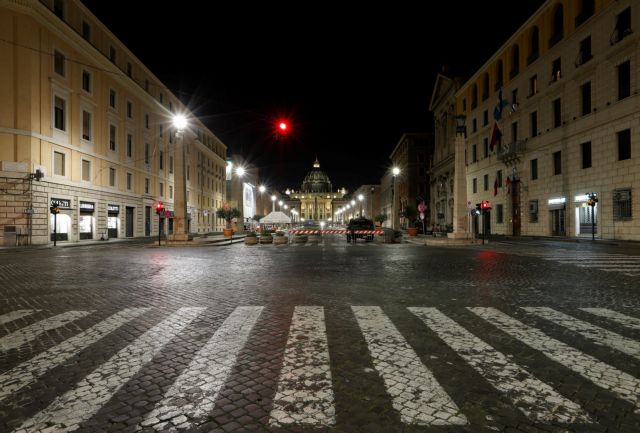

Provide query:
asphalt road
left=0, top=236, right=639, bottom=433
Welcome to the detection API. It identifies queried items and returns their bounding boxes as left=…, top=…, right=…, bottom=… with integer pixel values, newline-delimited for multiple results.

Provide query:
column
left=169, top=131, right=189, bottom=242
left=448, top=129, right=471, bottom=239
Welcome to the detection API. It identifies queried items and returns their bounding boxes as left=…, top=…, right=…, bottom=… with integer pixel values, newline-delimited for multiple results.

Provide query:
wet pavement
left=0, top=236, right=639, bottom=432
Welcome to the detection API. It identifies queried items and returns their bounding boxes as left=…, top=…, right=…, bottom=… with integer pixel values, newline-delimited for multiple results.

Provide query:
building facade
left=0, top=0, right=227, bottom=245
left=288, top=159, right=345, bottom=222
left=457, top=0, right=639, bottom=240
left=389, top=133, right=434, bottom=229
left=429, top=74, right=462, bottom=231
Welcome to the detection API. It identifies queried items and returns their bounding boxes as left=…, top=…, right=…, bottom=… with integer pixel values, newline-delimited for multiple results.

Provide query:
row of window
left=52, top=47, right=225, bottom=158
left=471, top=60, right=631, bottom=159
left=464, top=4, right=630, bottom=108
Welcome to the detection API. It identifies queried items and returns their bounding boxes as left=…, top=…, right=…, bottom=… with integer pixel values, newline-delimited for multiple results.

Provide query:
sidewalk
left=0, top=232, right=247, bottom=252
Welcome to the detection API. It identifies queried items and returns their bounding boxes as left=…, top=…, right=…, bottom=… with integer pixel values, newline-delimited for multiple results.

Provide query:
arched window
left=495, top=60, right=504, bottom=90
left=550, top=4, right=564, bottom=47
left=471, top=84, right=478, bottom=108
left=482, top=73, right=489, bottom=101
left=576, top=0, right=595, bottom=26
left=528, top=26, right=540, bottom=64
left=511, top=45, right=520, bottom=78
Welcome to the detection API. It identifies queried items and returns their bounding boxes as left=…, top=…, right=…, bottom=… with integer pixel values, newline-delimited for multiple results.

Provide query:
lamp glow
left=173, top=114, right=187, bottom=131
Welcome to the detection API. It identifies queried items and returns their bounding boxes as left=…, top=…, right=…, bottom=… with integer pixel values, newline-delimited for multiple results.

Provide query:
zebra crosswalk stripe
left=15, top=307, right=205, bottom=433
left=352, top=306, right=467, bottom=426
left=0, top=309, right=40, bottom=325
left=580, top=308, right=640, bottom=330
left=469, top=307, right=640, bottom=413
left=523, top=307, right=640, bottom=360
left=0, top=311, right=91, bottom=351
left=0, top=308, right=149, bottom=402
left=408, top=307, right=590, bottom=423
left=269, top=306, right=335, bottom=427
left=140, top=306, right=263, bottom=431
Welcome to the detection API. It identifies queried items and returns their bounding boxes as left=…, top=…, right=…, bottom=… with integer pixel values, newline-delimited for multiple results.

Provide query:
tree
left=402, top=205, right=418, bottom=227
left=253, top=214, right=265, bottom=222
left=374, top=214, right=388, bottom=225
left=216, top=203, right=241, bottom=229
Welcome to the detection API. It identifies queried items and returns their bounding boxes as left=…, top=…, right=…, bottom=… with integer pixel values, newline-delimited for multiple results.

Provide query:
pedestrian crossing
left=1, top=304, right=639, bottom=431
left=496, top=245, right=640, bottom=277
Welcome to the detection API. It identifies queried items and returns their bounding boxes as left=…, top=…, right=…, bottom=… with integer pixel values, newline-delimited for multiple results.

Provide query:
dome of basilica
left=301, top=158, right=333, bottom=193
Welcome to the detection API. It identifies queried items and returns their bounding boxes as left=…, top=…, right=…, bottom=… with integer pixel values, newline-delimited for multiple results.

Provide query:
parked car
left=346, top=217, right=375, bottom=242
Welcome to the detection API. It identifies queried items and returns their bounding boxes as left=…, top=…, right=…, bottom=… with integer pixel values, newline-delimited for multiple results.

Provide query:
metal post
left=158, top=217, right=162, bottom=246
left=482, top=212, right=485, bottom=245
left=591, top=204, right=595, bottom=241
left=53, top=212, right=57, bottom=247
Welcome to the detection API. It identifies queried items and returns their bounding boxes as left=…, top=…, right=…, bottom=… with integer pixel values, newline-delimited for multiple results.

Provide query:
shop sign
left=161, top=210, right=174, bottom=218
left=80, top=201, right=95, bottom=211
left=108, top=205, right=120, bottom=213
left=51, top=198, right=70, bottom=208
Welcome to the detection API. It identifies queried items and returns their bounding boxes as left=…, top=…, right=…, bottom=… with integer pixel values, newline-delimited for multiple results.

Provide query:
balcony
left=497, top=140, right=526, bottom=165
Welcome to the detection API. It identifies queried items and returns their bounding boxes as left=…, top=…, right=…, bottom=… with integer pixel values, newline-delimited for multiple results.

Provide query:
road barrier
left=288, top=230, right=384, bottom=235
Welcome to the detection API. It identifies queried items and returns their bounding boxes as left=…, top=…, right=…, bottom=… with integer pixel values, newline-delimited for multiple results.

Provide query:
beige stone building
left=429, top=74, right=462, bottom=231
left=0, top=0, right=227, bottom=245
left=458, top=0, right=639, bottom=240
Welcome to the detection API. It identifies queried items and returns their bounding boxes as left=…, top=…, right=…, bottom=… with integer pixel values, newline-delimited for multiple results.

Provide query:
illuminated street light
left=170, top=114, right=189, bottom=241
left=392, top=166, right=401, bottom=230
left=235, top=166, right=245, bottom=177
left=271, top=195, right=276, bottom=212
left=358, top=194, right=364, bottom=217
left=259, top=185, right=266, bottom=193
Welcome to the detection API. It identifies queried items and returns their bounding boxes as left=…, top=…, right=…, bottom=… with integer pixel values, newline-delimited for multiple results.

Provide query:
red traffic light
left=481, top=200, right=490, bottom=210
left=279, top=122, right=288, bottom=131
left=155, top=201, right=165, bottom=214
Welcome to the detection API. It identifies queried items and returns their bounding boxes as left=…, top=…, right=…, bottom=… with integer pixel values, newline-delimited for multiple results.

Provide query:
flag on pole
left=493, top=88, right=510, bottom=121
left=489, top=122, right=502, bottom=150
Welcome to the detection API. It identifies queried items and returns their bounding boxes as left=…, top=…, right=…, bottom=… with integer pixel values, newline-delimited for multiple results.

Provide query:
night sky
left=81, top=1, right=544, bottom=192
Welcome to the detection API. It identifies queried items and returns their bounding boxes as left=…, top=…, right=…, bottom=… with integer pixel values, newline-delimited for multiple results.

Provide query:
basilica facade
left=288, top=159, right=345, bottom=222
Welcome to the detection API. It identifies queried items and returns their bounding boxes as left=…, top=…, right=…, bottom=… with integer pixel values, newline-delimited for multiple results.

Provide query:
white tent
left=259, top=211, right=292, bottom=224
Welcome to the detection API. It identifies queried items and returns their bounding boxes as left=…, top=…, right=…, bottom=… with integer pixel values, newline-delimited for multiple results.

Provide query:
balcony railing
left=497, top=140, right=526, bottom=163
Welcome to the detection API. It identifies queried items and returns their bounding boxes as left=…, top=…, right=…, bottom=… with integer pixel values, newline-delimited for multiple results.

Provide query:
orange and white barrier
left=288, top=230, right=384, bottom=235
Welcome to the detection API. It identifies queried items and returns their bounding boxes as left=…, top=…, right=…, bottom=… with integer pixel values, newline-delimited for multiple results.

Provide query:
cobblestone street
left=1, top=238, right=639, bottom=433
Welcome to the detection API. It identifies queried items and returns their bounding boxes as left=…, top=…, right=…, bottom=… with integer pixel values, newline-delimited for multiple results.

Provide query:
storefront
left=79, top=201, right=95, bottom=240
left=107, top=205, right=119, bottom=238
left=548, top=197, right=566, bottom=236
left=50, top=197, right=71, bottom=241
left=574, top=194, right=597, bottom=237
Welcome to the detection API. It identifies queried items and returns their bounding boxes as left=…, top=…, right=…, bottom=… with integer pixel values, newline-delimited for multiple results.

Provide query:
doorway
left=126, top=207, right=134, bottom=237
left=551, top=209, right=565, bottom=236
left=576, top=204, right=597, bottom=236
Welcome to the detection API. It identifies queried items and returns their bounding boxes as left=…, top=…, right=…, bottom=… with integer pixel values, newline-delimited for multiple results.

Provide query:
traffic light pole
left=53, top=212, right=57, bottom=247
left=158, top=216, right=162, bottom=247
left=482, top=212, right=485, bottom=245
left=591, top=204, right=595, bottom=241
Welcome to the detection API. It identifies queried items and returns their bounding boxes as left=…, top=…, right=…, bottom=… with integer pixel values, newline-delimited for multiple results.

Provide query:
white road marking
left=469, top=307, right=640, bottom=413
left=15, top=307, right=205, bottom=433
left=0, top=309, right=40, bottom=325
left=0, top=308, right=149, bottom=402
left=352, top=306, right=467, bottom=425
left=269, top=306, right=335, bottom=427
left=0, top=311, right=91, bottom=351
left=522, top=307, right=640, bottom=360
left=408, top=308, right=590, bottom=423
left=141, top=306, right=263, bottom=431
left=581, top=308, right=640, bottom=330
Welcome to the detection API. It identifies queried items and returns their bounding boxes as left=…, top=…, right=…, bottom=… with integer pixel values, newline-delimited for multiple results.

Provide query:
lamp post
left=271, top=195, right=276, bottom=212
left=358, top=194, right=364, bottom=217
left=171, top=114, right=189, bottom=242
left=586, top=192, right=598, bottom=241
left=392, top=167, right=400, bottom=230
left=278, top=200, right=283, bottom=211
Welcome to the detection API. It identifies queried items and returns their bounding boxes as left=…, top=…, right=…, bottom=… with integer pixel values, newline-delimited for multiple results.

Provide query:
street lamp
left=586, top=192, right=598, bottom=241
left=278, top=200, right=283, bottom=211
left=235, top=166, right=245, bottom=177
left=392, top=167, right=400, bottom=230
left=271, top=195, right=276, bottom=212
left=171, top=114, right=189, bottom=241
left=358, top=194, right=364, bottom=217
